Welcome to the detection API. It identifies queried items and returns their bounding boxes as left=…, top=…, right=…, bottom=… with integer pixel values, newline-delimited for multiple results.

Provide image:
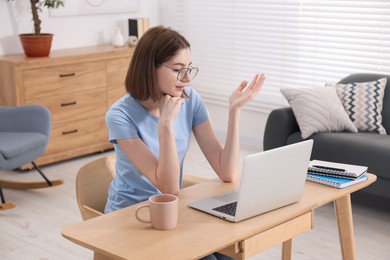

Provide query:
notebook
left=188, top=140, right=313, bottom=222
left=308, top=160, right=367, bottom=179
left=306, top=173, right=368, bottom=188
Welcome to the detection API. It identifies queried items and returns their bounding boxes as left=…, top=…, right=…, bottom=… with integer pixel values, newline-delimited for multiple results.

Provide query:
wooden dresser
left=0, top=45, right=134, bottom=168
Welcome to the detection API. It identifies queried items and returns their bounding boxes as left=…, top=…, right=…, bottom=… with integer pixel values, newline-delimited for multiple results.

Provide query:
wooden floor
left=1, top=138, right=389, bottom=260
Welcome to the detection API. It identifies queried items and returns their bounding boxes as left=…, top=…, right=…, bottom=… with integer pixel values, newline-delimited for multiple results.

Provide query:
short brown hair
left=125, top=26, right=191, bottom=101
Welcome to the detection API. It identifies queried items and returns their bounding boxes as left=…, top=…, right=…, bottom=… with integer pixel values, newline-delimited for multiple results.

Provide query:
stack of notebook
left=306, top=160, right=368, bottom=188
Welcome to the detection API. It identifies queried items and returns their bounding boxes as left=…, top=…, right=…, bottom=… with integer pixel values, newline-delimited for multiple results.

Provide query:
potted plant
left=8, top=0, right=64, bottom=57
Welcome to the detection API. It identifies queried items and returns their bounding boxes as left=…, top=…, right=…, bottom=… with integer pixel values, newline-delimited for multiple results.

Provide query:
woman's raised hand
left=229, top=73, right=265, bottom=110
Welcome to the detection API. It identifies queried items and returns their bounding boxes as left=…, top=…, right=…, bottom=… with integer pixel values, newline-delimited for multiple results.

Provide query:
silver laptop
left=188, top=140, right=313, bottom=222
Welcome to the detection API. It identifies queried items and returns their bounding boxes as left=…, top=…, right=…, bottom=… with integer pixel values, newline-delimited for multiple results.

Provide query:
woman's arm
left=117, top=95, right=184, bottom=195
left=193, top=73, right=265, bottom=182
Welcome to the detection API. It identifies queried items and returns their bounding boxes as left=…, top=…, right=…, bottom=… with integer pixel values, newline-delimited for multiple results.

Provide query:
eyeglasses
left=161, top=64, right=199, bottom=81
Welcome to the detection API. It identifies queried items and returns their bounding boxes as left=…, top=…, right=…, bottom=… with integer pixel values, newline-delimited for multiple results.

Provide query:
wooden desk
left=62, top=174, right=376, bottom=260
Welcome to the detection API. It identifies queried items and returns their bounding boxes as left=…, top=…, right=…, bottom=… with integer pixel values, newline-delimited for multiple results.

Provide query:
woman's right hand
left=156, top=94, right=183, bottom=194
left=159, top=95, right=184, bottom=124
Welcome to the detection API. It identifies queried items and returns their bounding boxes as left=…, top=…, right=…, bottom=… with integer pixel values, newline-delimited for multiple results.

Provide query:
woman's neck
left=140, top=99, right=160, bottom=117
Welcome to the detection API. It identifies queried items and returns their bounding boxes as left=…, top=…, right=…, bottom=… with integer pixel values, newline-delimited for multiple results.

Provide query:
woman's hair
left=125, top=26, right=191, bottom=101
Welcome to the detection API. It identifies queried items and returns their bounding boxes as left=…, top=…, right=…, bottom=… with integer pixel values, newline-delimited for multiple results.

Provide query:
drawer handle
left=62, top=129, right=78, bottom=135
left=61, top=101, right=77, bottom=107
left=59, top=73, right=76, bottom=78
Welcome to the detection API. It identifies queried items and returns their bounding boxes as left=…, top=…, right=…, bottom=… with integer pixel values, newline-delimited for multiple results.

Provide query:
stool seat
left=0, top=132, right=46, bottom=169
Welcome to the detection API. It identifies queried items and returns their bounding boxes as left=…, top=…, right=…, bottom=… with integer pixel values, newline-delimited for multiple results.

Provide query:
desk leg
left=281, top=239, right=292, bottom=260
left=334, top=194, right=356, bottom=260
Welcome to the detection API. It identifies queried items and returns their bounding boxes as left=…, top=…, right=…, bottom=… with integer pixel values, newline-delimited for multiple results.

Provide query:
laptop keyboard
left=213, top=201, right=237, bottom=216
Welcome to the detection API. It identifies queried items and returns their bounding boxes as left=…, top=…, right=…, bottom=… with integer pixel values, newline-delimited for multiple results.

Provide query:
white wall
left=0, top=0, right=160, bottom=55
left=0, top=0, right=271, bottom=149
left=205, top=102, right=269, bottom=150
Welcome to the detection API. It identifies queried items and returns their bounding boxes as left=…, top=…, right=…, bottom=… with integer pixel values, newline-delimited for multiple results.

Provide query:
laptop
left=188, top=140, right=313, bottom=222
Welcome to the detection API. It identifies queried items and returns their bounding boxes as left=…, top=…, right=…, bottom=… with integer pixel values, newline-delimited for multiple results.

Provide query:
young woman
left=104, top=26, right=265, bottom=259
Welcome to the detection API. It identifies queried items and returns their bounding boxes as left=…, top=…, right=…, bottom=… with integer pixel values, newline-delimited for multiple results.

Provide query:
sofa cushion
left=335, top=78, right=387, bottom=134
left=281, top=87, right=358, bottom=139
left=287, top=132, right=390, bottom=181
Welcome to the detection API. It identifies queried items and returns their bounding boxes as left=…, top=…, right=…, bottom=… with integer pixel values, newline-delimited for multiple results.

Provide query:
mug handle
left=135, top=205, right=151, bottom=224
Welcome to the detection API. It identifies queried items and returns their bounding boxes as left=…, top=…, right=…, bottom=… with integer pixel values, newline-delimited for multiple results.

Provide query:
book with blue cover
left=306, top=173, right=368, bottom=189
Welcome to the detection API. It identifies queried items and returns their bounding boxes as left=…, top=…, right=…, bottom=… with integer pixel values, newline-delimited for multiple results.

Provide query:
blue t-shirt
left=104, top=87, right=209, bottom=213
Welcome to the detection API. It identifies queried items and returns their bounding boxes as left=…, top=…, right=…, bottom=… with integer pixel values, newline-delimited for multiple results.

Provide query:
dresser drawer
left=25, top=88, right=107, bottom=123
left=45, top=116, right=108, bottom=155
left=23, top=61, right=106, bottom=98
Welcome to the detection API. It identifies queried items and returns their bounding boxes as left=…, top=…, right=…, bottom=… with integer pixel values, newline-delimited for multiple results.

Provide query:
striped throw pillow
left=281, top=87, right=358, bottom=139
left=335, top=78, right=387, bottom=134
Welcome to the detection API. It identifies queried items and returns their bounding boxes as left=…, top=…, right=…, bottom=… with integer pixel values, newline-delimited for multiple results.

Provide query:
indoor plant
left=8, top=0, right=64, bottom=57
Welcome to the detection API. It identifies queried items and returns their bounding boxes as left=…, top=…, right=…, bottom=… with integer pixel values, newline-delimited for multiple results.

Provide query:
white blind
left=169, top=0, right=390, bottom=110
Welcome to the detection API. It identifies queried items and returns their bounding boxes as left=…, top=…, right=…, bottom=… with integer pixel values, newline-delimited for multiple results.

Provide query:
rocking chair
left=0, top=105, right=64, bottom=211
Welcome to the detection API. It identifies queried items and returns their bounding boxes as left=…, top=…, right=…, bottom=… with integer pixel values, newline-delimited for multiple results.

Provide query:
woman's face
left=156, top=48, right=192, bottom=98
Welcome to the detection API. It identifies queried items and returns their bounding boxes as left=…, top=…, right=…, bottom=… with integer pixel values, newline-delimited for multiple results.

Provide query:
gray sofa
left=263, top=73, right=390, bottom=200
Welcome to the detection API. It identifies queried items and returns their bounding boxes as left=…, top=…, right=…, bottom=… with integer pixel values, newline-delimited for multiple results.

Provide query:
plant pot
left=19, top=33, right=53, bottom=57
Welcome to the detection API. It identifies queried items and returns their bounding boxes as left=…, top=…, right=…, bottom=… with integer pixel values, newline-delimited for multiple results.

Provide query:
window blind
left=169, top=0, right=390, bottom=110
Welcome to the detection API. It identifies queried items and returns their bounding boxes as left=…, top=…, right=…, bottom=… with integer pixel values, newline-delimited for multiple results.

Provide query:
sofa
left=263, top=73, right=390, bottom=200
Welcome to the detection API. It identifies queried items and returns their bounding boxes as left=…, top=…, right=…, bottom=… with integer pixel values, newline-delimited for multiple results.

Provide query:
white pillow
left=281, top=87, right=358, bottom=139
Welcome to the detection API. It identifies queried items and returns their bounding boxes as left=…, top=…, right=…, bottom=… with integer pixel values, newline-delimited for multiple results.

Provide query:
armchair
left=0, top=105, right=64, bottom=211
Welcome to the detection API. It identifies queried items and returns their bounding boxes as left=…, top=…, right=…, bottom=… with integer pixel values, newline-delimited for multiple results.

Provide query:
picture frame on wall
left=50, top=0, right=140, bottom=16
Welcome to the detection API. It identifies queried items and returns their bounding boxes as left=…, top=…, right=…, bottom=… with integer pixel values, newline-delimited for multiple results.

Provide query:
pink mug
left=135, top=194, right=178, bottom=230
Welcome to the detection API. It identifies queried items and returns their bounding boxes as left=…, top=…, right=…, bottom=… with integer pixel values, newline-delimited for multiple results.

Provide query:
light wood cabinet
left=107, top=57, right=131, bottom=107
left=0, top=45, right=134, bottom=168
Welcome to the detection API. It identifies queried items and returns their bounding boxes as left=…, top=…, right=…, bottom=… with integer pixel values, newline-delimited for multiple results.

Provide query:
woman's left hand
left=229, top=73, right=265, bottom=110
